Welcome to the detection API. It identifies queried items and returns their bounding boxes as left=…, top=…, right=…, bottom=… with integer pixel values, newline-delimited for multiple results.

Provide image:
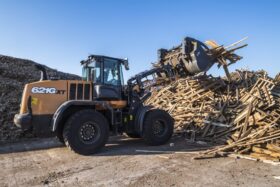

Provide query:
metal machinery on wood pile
left=14, top=36, right=246, bottom=155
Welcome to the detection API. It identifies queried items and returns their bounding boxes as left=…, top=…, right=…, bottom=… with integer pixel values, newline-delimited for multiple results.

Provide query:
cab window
left=82, top=61, right=101, bottom=83
left=103, top=59, right=122, bottom=86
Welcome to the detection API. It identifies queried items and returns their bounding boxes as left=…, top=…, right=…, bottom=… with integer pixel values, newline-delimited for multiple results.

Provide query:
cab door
left=93, top=58, right=124, bottom=100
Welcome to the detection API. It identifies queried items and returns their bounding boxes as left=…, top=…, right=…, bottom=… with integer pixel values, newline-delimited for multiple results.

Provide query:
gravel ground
left=0, top=136, right=279, bottom=187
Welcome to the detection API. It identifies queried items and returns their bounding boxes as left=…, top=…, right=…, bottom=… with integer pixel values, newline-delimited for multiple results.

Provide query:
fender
left=134, top=105, right=153, bottom=134
left=51, top=100, right=110, bottom=132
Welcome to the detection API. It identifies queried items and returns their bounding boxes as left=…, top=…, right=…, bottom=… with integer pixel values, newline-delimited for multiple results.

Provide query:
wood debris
left=145, top=70, right=280, bottom=161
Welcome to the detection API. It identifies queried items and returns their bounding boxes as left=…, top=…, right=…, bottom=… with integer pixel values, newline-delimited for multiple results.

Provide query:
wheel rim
left=152, top=119, right=167, bottom=137
left=79, top=121, right=100, bottom=144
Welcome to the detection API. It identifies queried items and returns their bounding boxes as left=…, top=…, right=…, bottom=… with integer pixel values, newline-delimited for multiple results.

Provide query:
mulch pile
left=0, top=55, right=80, bottom=143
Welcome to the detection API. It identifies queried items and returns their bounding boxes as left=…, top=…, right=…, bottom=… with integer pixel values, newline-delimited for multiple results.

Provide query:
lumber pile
left=145, top=70, right=280, bottom=161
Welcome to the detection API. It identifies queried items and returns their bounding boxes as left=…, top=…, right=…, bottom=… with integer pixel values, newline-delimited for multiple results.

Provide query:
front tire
left=142, top=109, right=174, bottom=145
left=63, top=110, right=109, bottom=155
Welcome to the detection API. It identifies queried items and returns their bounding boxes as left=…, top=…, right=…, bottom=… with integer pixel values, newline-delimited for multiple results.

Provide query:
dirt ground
left=0, top=136, right=280, bottom=187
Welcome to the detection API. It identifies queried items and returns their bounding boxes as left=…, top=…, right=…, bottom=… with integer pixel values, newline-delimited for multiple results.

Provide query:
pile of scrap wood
left=145, top=70, right=280, bottom=161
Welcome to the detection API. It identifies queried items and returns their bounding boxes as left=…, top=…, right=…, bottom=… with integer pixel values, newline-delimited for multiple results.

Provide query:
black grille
left=84, top=84, right=90, bottom=100
left=69, top=83, right=91, bottom=100
left=77, top=84, right=83, bottom=100
left=69, top=84, right=76, bottom=100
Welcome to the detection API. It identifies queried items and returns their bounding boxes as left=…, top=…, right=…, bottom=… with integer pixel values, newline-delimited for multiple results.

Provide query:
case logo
left=31, top=87, right=65, bottom=94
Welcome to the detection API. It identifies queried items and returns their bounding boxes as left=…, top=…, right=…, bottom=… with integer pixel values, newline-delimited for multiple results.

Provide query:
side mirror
left=123, top=58, right=129, bottom=70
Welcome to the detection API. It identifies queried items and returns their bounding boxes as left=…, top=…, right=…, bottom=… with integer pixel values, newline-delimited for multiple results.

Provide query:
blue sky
left=0, top=0, right=280, bottom=80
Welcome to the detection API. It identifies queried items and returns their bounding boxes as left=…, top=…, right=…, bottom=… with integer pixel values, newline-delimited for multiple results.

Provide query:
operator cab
left=81, top=55, right=129, bottom=100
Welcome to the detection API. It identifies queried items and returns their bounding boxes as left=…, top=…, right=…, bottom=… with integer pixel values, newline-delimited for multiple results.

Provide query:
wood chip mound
left=145, top=70, right=280, bottom=161
left=0, top=55, right=80, bottom=144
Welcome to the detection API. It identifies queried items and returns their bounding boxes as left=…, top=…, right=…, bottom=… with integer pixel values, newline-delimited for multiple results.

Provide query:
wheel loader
left=14, top=37, right=246, bottom=155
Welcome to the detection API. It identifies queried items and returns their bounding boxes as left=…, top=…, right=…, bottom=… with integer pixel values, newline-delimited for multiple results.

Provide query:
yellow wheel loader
left=14, top=37, right=245, bottom=155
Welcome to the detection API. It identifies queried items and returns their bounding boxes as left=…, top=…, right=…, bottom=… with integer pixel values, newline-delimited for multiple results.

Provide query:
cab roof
left=80, top=54, right=129, bottom=70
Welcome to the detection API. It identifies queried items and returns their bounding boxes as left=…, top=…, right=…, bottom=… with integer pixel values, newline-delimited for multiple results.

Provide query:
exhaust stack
left=34, top=64, right=48, bottom=81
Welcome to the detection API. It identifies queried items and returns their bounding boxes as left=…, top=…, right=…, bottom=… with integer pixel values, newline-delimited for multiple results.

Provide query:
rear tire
left=142, top=109, right=174, bottom=145
left=63, top=109, right=109, bottom=155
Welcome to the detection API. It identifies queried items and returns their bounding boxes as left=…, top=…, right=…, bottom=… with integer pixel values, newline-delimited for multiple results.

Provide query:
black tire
left=63, top=109, right=109, bottom=155
left=142, top=109, right=174, bottom=146
left=125, top=132, right=141, bottom=139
